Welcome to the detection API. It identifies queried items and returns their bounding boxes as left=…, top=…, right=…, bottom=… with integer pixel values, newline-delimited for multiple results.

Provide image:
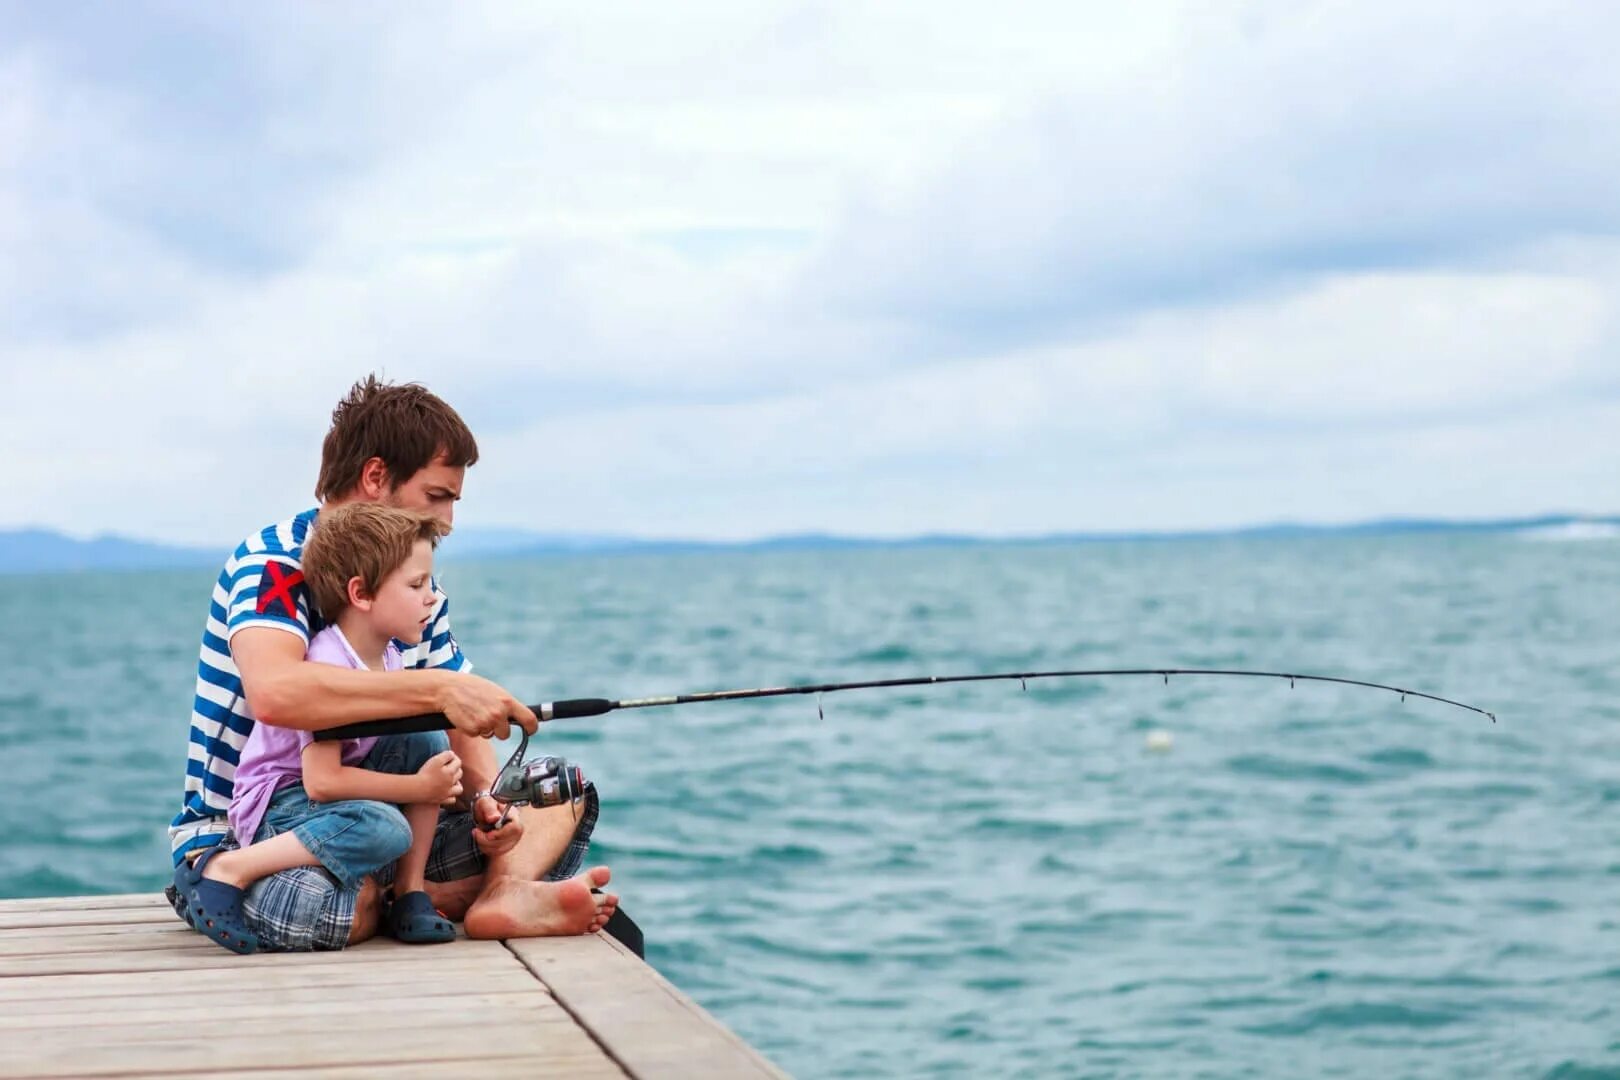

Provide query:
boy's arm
left=233, top=627, right=536, bottom=738
left=450, top=732, right=500, bottom=801
left=300, top=742, right=429, bottom=805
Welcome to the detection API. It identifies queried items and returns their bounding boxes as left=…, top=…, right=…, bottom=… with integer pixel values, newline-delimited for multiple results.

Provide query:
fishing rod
left=317, top=668, right=1492, bottom=840
left=318, top=666, right=1495, bottom=743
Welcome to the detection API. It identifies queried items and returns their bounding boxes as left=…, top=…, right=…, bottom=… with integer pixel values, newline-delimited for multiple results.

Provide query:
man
left=168, top=375, right=618, bottom=950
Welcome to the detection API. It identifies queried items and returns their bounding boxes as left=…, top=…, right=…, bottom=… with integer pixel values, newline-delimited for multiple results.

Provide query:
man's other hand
left=471, top=794, right=526, bottom=858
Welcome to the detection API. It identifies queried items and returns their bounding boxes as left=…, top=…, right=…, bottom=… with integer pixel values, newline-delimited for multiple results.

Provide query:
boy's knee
left=343, top=801, right=413, bottom=866
left=402, top=729, right=451, bottom=770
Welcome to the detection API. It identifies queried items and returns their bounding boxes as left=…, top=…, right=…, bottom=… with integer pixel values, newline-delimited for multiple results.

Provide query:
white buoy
left=1144, top=729, right=1174, bottom=753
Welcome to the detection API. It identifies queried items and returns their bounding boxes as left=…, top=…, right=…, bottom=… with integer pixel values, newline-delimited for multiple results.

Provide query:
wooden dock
left=0, top=893, right=789, bottom=1079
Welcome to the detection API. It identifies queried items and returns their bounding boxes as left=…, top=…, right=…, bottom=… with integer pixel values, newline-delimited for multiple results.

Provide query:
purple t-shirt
left=227, top=626, right=400, bottom=845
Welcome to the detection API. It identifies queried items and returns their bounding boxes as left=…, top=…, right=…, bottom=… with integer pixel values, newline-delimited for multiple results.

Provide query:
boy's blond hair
left=303, top=503, right=447, bottom=621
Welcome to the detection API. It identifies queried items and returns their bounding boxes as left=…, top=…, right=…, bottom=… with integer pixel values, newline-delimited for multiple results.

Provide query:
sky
left=2, top=1, right=1617, bottom=545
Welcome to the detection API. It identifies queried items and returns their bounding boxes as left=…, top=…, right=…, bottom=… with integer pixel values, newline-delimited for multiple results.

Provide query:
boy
left=176, top=504, right=479, bottom=952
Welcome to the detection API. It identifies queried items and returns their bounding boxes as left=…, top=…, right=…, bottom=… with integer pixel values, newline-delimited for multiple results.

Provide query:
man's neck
left=334, top=613, right=391, bottom=671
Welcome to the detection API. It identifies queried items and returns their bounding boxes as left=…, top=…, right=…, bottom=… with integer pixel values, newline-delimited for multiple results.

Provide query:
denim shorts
left=256, top=729, right=450, bottom=890
left=165, top=731, right=601, bottom=951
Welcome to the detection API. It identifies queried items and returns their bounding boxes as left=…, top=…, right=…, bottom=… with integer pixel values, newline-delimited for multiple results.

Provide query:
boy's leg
left=233, top=784, right=413, bottom=951
left=383, top=800, right=458, bottom=944
left=200, top=831, right=321, bottom=891
left=272, top=793, right=413, bottom=893
left=363, top=731, right=476, bottom=914
left=174, top=840, right=373, bottom=952
left=393, top=802, right=439, bottom=896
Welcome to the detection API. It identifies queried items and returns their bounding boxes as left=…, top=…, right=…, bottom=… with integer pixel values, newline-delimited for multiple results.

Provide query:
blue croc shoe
left=384, top=890, right=456, bottom=944
left=173, top=846, right=259, bottom=955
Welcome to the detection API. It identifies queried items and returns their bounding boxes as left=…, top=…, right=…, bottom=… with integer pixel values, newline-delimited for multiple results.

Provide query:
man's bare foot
left=463, top=867, right=617, bottom=939
left=347, top=877, right=383, bottom=945
left=424, top=874, right=485, bottom=922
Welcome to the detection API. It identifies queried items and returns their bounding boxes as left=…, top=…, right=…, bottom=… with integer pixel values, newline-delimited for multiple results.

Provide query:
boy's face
left=367, top=539, right=438, bottom=646
left=382, top=454, right=465, bottom=530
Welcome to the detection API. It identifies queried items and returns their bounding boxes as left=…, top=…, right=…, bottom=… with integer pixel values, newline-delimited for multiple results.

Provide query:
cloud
left=1, top=2, right=1616, bottom=544
left=806, top=1, right=1620, bottom=354
left=471, top=260, right=1619, bottom=538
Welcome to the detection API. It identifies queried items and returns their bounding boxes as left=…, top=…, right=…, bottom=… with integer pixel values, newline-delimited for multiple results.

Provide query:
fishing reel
left=481, top=730, right=587, bottom=830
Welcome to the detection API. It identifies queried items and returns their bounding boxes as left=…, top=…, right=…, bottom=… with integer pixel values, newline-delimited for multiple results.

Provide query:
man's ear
left=358, top=457, right=392, bottom=500
left=346, top=575, right=373, bottom=611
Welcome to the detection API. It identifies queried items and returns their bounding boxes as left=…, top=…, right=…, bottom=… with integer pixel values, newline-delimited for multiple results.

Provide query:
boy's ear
left=346, top=575, right=373, bottom=611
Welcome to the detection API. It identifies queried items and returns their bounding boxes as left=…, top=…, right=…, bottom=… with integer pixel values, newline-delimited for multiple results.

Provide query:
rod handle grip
left=312, top=698, right=616, bottom=741
left=312, top=712, right=451, bottom=741
left=548, top=698, right=615, bottom=720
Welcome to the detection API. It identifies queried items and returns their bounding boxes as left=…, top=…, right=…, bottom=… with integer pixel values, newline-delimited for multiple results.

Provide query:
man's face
left=383, top=454, right=465, bottom=530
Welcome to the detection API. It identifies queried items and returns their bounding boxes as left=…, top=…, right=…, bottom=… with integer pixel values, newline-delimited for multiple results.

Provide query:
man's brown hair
left=315, top=375, right=479, bottom=501
left=302, top=503, right=447, bottom=621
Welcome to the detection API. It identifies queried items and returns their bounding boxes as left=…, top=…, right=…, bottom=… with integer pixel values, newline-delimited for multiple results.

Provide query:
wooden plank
left=0, top=929, right=497, bottom=958
left=0, top=990, right=561, bottom=1030
left=508, top=935, right=790, bottom=1080
left=0, top=937, right=515, bottom=975
left=0, top=959, right=537, bottom=1001
left=0, top=958, right=518, bottom=990
left=14, top=1003, right=574, bottom=1045
left=0, top=976, right=551, bottom=1018
left=0, top=919, right=194, bottom=942
left=0, top=1026, right=622, bottom=1078
left=122, top=1059, right=623, bottom=1080
left=0, top=931, right=257, bottom=957
left=0, top=907, right=181, bottom=930
left=0, top=893, right=169, bottom=913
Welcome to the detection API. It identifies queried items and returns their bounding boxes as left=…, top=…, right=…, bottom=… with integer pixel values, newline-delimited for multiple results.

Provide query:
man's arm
left=232, top=627, right=537, bottom=739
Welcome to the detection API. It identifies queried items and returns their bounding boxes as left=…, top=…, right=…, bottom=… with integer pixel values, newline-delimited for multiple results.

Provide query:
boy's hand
left=471, top=795, right=525, bottom=859
left=416, top=750, right=464, bottom=804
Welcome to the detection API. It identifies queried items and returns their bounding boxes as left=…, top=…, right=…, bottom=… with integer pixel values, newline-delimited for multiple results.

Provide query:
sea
left=1, top=532, right=1616, bottom=1079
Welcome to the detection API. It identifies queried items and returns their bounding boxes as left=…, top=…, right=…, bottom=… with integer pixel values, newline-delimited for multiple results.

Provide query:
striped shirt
left=169, top=507, right=471, bottom=866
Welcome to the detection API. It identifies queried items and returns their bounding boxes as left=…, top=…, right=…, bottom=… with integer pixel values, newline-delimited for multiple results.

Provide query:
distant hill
left=0, top=529, right=217, bottom=574
left=465, top=513, right=1620, bottom=558
left=4, top=513, right=1616, bottom=575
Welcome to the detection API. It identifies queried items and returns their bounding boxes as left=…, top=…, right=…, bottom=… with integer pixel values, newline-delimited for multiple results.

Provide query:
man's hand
left=415, top=750, right=464, bottom=804
left=438, top=674, right=538, bottom=740
left=471, top=794, right=525, bottom=859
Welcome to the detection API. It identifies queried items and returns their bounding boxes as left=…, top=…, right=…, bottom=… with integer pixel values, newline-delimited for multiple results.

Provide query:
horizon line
left=5, top=508, right=1618, bottom=552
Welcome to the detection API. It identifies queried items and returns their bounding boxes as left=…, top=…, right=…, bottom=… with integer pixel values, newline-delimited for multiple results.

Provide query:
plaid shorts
left=165, top=782, right=599, bottom=951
